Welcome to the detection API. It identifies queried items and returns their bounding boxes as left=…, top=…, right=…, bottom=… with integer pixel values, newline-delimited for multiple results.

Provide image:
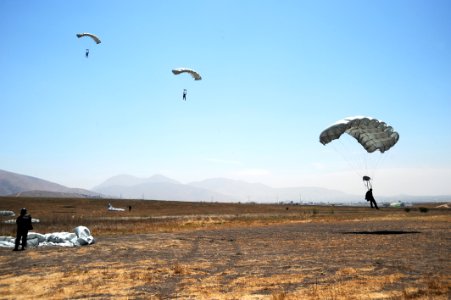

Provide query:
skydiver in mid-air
left=85, top=49, right=89, bottom=58
left=182, top=89, right=187, bottom=101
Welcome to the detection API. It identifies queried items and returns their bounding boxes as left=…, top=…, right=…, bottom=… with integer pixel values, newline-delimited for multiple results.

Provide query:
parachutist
left=365, top=188, right=379, bottom=209
left=183, top=89, right=187, bottom=101
left=320, top=117, right=398, bottom=212
left=13, top=208, right=33, bottom=251
left=76, top=33, right=100, bottom=58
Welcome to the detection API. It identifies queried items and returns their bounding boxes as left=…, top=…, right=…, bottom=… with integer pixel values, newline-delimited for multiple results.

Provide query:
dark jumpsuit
left=15, top=214, right=33, bottom=250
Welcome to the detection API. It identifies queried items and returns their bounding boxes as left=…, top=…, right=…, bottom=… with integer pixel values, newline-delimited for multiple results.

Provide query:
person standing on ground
left=13, top=208, right=33, bottom=251
left=365, top=188, right=379, bottom=210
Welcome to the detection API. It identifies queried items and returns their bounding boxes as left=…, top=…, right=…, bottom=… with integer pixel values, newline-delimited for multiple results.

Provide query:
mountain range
left=91, top=175, right=451, bottom=203
left=1, top=168, right=449, bottom=203
left=91, top=174, right=362, bottom=203
left=0, top=169, right=101, bottom=198
left=92, top=174, right=237, bottom=202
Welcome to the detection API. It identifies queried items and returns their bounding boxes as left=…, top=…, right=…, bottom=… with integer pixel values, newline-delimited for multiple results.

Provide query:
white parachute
left=172, top=68, right=202, bottom=80
left=76, top=33, right=101, bottom=44
left=108, top=203, right=125, bottom=211
left=319, top=116, right=399, bottom=153
left=0, top=210, right=15, bottom=217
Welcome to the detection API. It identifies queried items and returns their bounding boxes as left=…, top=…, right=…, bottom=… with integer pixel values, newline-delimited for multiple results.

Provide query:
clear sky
left=1, top=1, right=450, bottom=196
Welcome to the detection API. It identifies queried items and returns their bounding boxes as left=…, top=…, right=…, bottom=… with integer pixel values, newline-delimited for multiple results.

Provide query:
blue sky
left=1, top=0, right=450, bottom=196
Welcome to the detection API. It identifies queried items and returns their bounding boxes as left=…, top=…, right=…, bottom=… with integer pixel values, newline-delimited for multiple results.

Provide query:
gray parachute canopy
left=172, top=68, right=202, bottom=80
left=319, top=116, right=399, bottom=153
left=76, top=33, right=101, bottom=44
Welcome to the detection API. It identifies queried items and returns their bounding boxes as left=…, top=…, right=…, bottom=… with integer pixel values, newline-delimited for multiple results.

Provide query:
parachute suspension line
left=330, top=138, right=363, bottom=179
left=363, top=179, right=372, bottom=190
left=358, top=149, right=389, bottom=185
left=331, top=136, right=381, bottom=190
left=356, top=146, right=369, bottom=178
left=347, top=136, right=386, bottom=185
left=369, top=149, right=391, bottom=183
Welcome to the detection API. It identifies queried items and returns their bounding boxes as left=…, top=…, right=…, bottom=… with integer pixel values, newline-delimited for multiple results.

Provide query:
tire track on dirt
left=193, top=231, right=243, bottom=294
left=147, top=234, right=201, bottom=299
left=155, top=231, right=243, bottom=298
left=217, top=234, right=242, bottom=288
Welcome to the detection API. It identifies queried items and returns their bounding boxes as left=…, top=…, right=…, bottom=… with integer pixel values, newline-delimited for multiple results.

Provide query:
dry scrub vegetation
left=0, top=197, right=450, bottom=299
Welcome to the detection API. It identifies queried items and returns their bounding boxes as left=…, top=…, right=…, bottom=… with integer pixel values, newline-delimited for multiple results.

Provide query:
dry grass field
left=0, top=197, right=450, bottom=299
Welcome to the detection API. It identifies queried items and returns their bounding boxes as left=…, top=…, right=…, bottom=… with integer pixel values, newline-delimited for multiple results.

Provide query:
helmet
left=20, top=208, right=27, bottom=215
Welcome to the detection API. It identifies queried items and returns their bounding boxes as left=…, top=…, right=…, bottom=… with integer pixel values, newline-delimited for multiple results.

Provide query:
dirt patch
left=1, top=216, right=449, bottom=299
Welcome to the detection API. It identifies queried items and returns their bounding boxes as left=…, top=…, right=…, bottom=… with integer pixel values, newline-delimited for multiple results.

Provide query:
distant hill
left=10, top=190, right=101, bottom=198
left=92, top=175, right=237, bottom=201
left=188, top=178, right=451, bottom=204
left=2, top=169, right=450, bottom=203
left=189, top=178, right=273, bottom=200
left=93, top=174, right=180, bottom=190
left=94, top=175, right=361, bottom=203
left=0, top=169, right=101, bottom=198
left=189, top=178, right=361, bottom=203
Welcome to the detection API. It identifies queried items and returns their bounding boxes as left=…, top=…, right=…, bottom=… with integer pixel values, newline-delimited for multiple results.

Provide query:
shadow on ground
left=341, top=230, right=421, bottom=235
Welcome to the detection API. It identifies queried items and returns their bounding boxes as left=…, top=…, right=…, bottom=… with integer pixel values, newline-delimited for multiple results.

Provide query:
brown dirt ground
left=0, top=198, right=450, bottom=299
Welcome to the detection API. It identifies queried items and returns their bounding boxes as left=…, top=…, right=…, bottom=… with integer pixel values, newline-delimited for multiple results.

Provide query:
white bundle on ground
left=3, top=218, right=40, bottom=224
left=0, top=226, right=95, bottom=248
left=0, top=210, right=15, bottom=217
left=107, top=203, right=125, bottom=211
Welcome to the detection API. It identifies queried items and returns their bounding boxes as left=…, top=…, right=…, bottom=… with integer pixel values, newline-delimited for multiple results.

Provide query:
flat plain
left=0, top=197, right=449, bottom=299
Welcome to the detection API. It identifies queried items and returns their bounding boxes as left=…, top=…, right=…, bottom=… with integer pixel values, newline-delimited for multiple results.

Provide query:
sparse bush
left=419, top=207, right=429, bottom=213
left=404, top=208, right=411, bottom=213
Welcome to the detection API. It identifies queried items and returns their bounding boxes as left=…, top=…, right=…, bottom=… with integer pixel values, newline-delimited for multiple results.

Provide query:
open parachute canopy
left=76, top=33, right=101, bottom=44
left=319, top=116, right=399, bottom=153
left=172, top=68, right=202, bottom=80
